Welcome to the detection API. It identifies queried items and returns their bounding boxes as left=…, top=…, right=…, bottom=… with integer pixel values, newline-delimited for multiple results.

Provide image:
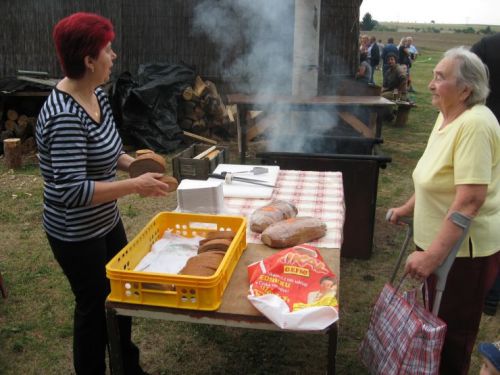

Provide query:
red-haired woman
left=36, top=12, right=169, bottom=374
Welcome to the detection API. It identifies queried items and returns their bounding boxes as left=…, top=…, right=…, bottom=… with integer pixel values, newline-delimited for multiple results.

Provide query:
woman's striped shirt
left=35, top=87, right=123, bottom=242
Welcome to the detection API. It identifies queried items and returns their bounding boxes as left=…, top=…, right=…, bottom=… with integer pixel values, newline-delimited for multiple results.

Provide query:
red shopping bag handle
left=386, top=209, right=413, bottom=285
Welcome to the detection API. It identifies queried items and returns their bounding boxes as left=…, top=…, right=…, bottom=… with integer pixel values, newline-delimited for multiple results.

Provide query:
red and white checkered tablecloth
left=223, top=170, right=345, bottom=249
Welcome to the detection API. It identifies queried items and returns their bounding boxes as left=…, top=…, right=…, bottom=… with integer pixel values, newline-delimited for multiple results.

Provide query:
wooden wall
left=0, top=0, right=123, bottom=79
left=319, top=0, right=362, bottom=94
left=0, top=0, right=360, bottom=94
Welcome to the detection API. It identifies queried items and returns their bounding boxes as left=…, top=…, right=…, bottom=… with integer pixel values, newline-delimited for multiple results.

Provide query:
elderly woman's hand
left=388, top=206, right=410, bottom=225
left=404, top=250, right=441, bottom=281
left=388, top=195, right=415, bottom=225
left=133, top=172, right=170, bottom=197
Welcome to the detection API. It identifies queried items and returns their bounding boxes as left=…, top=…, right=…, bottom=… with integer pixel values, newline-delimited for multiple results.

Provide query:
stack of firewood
left=1, top=109, right=37, bottom=154
left=178, top=76, right=235, bottom=140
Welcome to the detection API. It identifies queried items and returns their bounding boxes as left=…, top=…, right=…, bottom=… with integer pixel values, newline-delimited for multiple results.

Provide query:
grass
left=1, top=32, right=498, bottom=374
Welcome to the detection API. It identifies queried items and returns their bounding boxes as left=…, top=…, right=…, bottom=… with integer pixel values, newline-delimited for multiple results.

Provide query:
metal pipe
left=257, top=151, right=392, bottom=164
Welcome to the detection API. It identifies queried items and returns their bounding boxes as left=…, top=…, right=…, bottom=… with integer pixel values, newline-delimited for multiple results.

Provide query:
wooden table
left=226, top=94, right=394, bottom=164
left=106, top=243, right=340, bottom=374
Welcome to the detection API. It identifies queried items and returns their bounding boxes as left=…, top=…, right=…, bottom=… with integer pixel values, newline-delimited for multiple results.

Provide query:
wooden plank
left=338, top=111, right=374, bottom=138
left=182, top=131, right=217, bottom=145
left=226, top=94, right=394, bottom=107
left=246, top=113, right=281, bottom=142
left=193, top=145, right=217, bottom=160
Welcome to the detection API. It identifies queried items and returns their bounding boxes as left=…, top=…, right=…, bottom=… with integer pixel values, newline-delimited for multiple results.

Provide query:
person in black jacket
left=471, top=33, right=500, bottom=122
left=471, top=33, right=500, bottom=317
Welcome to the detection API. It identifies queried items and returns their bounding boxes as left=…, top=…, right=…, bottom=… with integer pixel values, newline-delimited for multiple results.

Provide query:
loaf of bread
left=179, top=251, right=226, bottom=276
left=129, top=153, right=166, bottom=176
left=199, top=231, right=236, bottom=246
left=198, top=239, right=232, bottom=254
left=250, top=200, right=298, bottom=233
left=260, top=217, right=327, bottom=248
left=129, top=153, right=178, bottom=192
left=158, top=175, right=179, bottom=192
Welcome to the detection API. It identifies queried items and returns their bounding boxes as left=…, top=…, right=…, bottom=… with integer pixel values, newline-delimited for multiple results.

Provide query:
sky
left=360, top=0, right=500, bottom=26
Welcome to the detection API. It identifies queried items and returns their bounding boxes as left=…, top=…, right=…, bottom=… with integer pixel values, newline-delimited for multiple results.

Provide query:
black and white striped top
left=36, top=87, right=123, bottom=242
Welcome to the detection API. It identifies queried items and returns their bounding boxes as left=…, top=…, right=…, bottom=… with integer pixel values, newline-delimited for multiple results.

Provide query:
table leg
left=106, top=303, right=125, bottom=375
left=238, top=106, right=247, bottom=164
left=374, top=109, right=383, bottom=138
left=0, top=271, right=7, bottom=299
left=327, top=323, right=338, bottom=375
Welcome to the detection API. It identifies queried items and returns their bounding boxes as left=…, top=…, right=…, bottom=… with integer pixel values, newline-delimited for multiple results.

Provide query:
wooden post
left=3, top=138, right=22, bottom=169
left=0, top=271, right=7, bottom=299
left=394, top=104, right=412, bottom=127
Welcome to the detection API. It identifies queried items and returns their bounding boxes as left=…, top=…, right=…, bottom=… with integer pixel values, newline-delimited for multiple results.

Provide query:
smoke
left=192, top=0, right=294, bottom=95
left=193, top=0, right=340, bottom=153
left=268, top=110, right=339, bottom=153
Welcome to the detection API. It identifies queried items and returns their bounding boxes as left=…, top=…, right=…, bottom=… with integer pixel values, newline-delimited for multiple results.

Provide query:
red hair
left=53, top=12, right=115, bottom=79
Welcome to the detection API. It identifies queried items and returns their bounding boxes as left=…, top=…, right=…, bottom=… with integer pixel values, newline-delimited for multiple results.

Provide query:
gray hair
left=444, top=46, right=490, bottom=107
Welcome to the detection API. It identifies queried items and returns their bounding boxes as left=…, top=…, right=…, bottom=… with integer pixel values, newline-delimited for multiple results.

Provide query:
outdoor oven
left=258, top=135, right=391, bottom=260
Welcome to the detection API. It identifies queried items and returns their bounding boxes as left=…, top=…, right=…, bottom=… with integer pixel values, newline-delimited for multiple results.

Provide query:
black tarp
left=111, top=63, right=196, bottom=152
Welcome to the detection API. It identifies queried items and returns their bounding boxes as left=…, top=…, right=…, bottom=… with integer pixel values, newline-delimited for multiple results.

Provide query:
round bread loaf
left=158, top=175, right=179, bottom=192
left=198, top=239, right=232, bottom=254
left=191, top=251, right=225, bottom=270
left=205, top=231, right=236, bottom=241
left=129, top=153, right=178, bottom=192
left=129, top=153, right=166, bottom=177
left=135, top=149, right=154, bottom=157
left=179, top=263, right=214, bottom=276
left=179, top=251, right=226, bottom=276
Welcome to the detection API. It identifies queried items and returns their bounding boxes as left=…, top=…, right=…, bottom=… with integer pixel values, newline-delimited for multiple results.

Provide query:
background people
left=382, top=37, right=399, bottom=76
left=406, top=36, right=419, bottom=92
left=388, top=47, right=500, bottom=374
left=381, top=52, right=407, bottom=101
left=356, top=52, right=372, bottom=84
left=368, top=36, right=380, bottom=84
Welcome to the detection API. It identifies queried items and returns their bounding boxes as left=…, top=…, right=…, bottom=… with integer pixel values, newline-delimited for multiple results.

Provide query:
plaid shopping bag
left=359, top=281, right=446, bottom=375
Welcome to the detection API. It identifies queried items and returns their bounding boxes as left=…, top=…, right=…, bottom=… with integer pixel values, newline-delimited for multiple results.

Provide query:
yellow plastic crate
left=106, top=211, right=247, bottom=311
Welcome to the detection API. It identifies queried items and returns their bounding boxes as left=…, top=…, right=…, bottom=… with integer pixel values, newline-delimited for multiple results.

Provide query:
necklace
left=58, top=79, right=100, bottom=120
left=73, top=91, right=100, bottom=120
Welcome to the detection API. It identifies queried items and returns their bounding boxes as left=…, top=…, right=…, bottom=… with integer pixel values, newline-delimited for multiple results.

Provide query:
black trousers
left=427, top=251, right=499, bottom=375
left=47, top=219, right=142, bottom=375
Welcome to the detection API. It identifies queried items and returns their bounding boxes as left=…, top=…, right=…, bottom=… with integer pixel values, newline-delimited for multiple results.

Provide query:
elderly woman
left=36, top=12, right=170, bottom=374
left=388, top=47, right=500, bottom=374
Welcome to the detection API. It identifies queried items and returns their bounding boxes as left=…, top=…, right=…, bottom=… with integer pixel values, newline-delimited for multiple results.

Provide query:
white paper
left=247, top=294, right=339, bottom=331
left=209, top=164, right=280, bottom=199
left=134, top=231, right=202, bottom=274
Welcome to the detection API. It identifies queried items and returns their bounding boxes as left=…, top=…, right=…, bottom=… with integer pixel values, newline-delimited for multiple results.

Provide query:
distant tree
left=431, top=20, right=435, bottom=24
left=360, top=12, right=378, bottom=31
left=480, top=25, right=493, bottom=34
